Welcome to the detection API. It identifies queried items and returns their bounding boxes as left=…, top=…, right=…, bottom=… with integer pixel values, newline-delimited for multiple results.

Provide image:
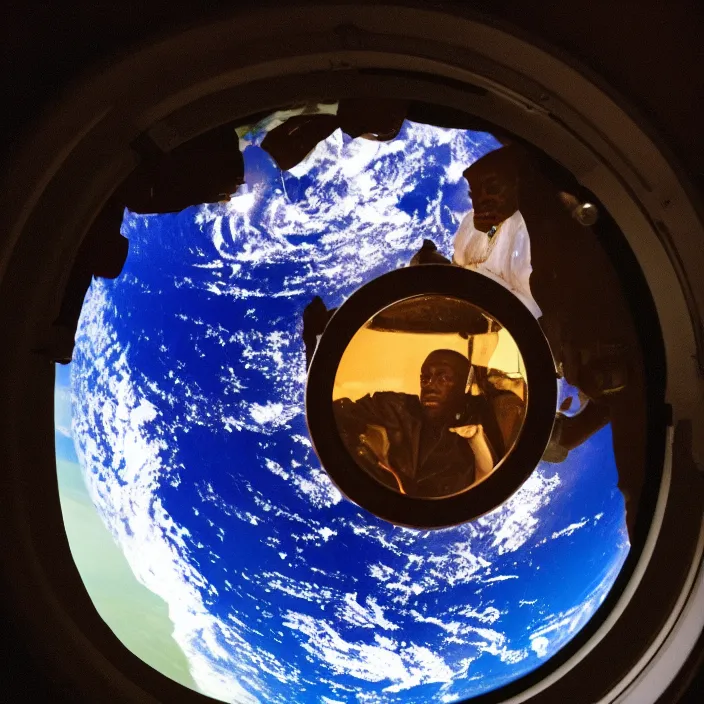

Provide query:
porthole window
left=307, top=267, right=556, bottom=527
left=48, top=99, right=662, bottom=704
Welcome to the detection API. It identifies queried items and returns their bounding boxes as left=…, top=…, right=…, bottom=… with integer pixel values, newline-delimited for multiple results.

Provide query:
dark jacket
left=334, top=391, right=492, bottom=497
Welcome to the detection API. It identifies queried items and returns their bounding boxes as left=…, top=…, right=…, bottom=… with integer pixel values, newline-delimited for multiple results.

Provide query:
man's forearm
left=469, top=432, right=495, bottom=481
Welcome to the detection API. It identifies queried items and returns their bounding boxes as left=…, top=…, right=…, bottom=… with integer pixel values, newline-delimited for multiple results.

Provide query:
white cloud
left=551, top=519, right=589, bottom=539
left=54, top=384, right=73, bottom=437
left=282, top=611, right=455, bottom=692
left=531, top=636, right=550, bottom=658
left=338, top=593, right=399, bottom=631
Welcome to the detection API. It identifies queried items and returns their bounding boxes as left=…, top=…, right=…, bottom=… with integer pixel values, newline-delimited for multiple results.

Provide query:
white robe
left=453, top=209, right=543, bottom=320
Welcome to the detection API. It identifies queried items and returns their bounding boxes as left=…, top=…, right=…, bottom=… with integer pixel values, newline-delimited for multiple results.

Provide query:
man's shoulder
left=335, top=391, right=419, bottom=409
left=370, top=391, right=420, bottom=408
left=453, top=210, right=475, bottom=249
left=334, top=391, right=421, bottom=425
left=371, top=391, right=417, bottom=401
left=359, top=391, right=422, bottom=415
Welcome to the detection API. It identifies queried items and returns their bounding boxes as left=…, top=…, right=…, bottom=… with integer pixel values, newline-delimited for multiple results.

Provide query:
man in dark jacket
left=333, top=350, right=505, bottom=497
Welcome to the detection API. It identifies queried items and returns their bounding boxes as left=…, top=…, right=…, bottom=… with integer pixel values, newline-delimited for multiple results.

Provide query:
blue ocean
left=58, top=118, right=628, bottom=703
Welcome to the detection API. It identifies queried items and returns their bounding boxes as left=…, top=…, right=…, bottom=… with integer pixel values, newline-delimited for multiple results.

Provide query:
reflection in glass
left=333, top=296, right=527, bottom=498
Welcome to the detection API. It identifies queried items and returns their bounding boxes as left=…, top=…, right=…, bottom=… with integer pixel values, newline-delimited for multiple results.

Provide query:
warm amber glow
left=332, top=298, right=528, bottom=498
left=334, top=327, right=524, bottom=401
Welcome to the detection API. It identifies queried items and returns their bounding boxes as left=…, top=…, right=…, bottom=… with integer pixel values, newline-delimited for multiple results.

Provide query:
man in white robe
left=453, top=207, right=542, bottom=320
left=451, top=144, right=646, bottom=540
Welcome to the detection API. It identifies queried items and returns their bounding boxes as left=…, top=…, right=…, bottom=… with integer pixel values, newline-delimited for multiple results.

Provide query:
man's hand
left=359, top=424, right=391, bottom=466
left=410, top=239, right=451, bottom=265
left=450, top=424, right=495, bottom=480
left=449, top=423, right=482, bottom=439
left=358, top=425, right=408, bottom=494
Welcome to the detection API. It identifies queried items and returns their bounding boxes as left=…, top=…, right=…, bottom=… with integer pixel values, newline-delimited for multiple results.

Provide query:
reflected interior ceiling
left=55, top=111, right=636, bottom=703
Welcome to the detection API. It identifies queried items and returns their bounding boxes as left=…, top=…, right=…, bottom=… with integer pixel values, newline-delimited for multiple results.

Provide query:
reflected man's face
left=468, top=168, right=519, bottom=233
left=420, top=353, right=467, bottom=422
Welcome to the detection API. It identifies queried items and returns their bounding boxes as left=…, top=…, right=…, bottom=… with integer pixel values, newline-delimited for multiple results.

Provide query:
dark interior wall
left=477, top=0, right=704, bottom=197
left=1, top=1, right=702, bottom=702
left=3, top=1, right=703, bottom=196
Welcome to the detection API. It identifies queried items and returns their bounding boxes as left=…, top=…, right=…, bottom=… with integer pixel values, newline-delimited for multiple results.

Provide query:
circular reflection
left=333, top=295, right=527, bottom=498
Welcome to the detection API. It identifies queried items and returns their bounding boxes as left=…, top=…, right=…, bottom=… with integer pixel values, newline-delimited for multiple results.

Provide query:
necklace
left=481, top=219, right=504, bottom=260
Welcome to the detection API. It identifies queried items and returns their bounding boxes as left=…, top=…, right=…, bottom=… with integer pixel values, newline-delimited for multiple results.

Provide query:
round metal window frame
left=0, top=4, right=702, bottom=704
left=306, top=264, right=557, bottom=528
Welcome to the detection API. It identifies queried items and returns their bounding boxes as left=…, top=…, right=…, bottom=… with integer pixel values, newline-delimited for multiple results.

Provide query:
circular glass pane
left=333, top=295, right=527, bottom=498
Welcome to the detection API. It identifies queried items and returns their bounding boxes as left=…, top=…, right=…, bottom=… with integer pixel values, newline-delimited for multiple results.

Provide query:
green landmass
left=57, top=459, right=199, bottom=694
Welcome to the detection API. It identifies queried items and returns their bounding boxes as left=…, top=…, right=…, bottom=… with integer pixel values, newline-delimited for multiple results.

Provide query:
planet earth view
left=55, top=113, right=630, bottom=704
